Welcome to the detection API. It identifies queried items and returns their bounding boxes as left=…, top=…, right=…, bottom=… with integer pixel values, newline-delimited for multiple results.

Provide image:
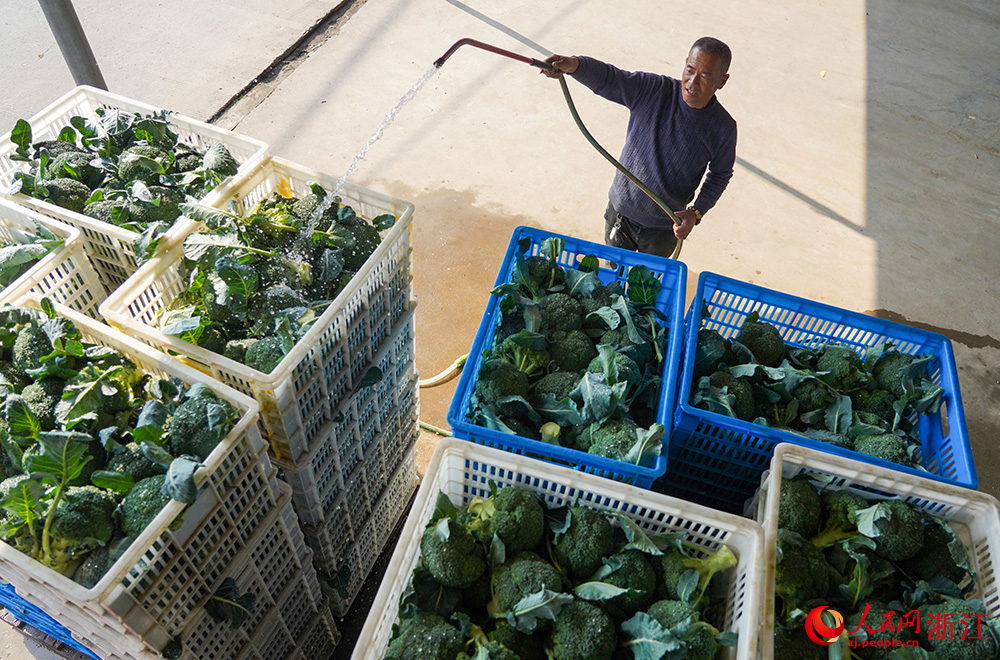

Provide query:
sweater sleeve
left=692, top=125, right=737, bottom=214
left=571, top=56, right=658, bottom=108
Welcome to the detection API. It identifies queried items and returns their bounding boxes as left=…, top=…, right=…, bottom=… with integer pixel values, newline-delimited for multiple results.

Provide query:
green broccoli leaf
left=534, top=393, right=586, bottom=426
left=825, top=394, right=853, bottom=435
left=5, top=395, right=40, bottom=439
left=624, top=423, right=664, bottom=467
left=612, top=295, right=644, bottom=344
left=626, top=265, right=661, bottom=305
left=371, top=213, right=396, bottom=231
left=571, top=372, right=616, bottom=424
left=0, top=243, right=50, bottom=287
left=178, top=203, right=240, bottom=232
left=214, top=257, right=258, bottom=312
left=540, top=237, right=564, bottom=263
left=621, top=611, right=683, bottom=660
left=159, top=306, right=205, bottom=344
left=133, top=400, right=168, bottom=446
left=27, top=431, right=92, bottom=485
left=611, top=512, right=664, bottom=556
left=163, top=456, right=201, bottom=503
left=505, top=587, right=573, bottom=634
left=563, top=267, right=601, bottom=299
left=0, top=478, right=44, bottom=540
left=587, top=305, right=621, bottom=330
left=10, top=119, right=33, bottom=162
left=855, top=502, right=892, bottom=538
left=316, top=248, right=345, bottom=283
left=55, top=364, right=123, bottom=429
left=433, top=517, right=451, bottom=543
left=140, top=440, right=174, bottom=469
left=91, top=470, right=134, bottom=493
left=429, top=492, right=457, bottom=526
left=133, top=221, right=169, bottom=267
left=573, top=581, right=633, bottom=601
left=206, top=576, right=255, bottom=628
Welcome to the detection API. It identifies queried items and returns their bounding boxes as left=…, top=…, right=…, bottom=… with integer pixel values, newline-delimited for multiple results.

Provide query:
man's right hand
left=542, top=55, right=579, bottom=78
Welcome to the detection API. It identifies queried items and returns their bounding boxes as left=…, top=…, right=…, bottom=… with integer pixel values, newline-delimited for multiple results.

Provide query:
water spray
left=434, top=38, right=684, bottom=260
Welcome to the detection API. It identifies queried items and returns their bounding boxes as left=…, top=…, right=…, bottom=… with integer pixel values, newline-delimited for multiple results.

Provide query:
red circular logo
left=805, top=606, right=845, bottom=645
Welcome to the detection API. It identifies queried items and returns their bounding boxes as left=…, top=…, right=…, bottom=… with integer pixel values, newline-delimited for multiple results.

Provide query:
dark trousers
left=603, top=202, right=678, bottom=259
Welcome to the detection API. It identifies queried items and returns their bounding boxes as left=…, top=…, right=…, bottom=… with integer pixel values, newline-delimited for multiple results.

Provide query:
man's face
left=681, top=47, right=729, bottom=109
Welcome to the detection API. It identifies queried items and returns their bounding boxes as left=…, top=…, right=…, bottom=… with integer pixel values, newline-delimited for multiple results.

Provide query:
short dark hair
left=691, top=37, right=732, bottom=74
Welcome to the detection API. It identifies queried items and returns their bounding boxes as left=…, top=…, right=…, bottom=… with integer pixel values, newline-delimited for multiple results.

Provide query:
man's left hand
left=673, top=210, right=698, bottom=240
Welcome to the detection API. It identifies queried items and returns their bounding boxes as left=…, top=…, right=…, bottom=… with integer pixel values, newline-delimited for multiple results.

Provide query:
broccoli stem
left=647, top=312, right=663, bottom=363
left=40, top=481, right=68, bottom=565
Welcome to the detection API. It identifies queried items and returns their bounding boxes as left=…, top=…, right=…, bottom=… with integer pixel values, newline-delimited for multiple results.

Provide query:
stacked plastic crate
left=0, top=89, right=336, bottom=660
left=100, top=156, right=420, bottom=618
left=663, top=271, right=976, bottom=514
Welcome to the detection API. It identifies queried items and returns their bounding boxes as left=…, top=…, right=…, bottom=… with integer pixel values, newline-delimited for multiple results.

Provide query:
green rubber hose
left=557, top=75, right=684, bottom=260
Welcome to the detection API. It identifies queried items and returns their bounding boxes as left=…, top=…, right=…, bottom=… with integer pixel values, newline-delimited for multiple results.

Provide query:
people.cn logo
left=805, top=606, right=845, bottom=645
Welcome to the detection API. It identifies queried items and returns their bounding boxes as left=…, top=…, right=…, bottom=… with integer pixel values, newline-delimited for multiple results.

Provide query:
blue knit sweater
left=572, top=56, right=737, bottom=228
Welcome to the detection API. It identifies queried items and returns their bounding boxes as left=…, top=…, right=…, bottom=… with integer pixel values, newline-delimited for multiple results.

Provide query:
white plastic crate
left=320, top=443, right=418, bottom=617
left=99, top=156, right=415, bottom=462
left=0, top=197, right=104, bottom=317
left=175, top=482, right=327, bottom=660
left=276, top=315, right=416, bottom=525
left=353, top=439, right=765, bottom=660
left=0, top=85, right=268, bottom=291
left=754, top=443, right=1000, bottom=660
left=0, top=295, right=279, bottom=655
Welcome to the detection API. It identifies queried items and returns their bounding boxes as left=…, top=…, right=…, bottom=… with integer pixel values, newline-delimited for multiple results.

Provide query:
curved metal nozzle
left=434, top=37, right=552, bottom=71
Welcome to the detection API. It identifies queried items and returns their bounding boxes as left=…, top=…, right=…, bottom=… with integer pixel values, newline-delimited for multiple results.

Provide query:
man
left=544, top=37, right=736, bottom=258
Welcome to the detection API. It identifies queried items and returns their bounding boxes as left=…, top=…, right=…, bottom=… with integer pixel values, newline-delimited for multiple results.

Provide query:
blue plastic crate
left=0, top=582, right=101, bottom=659
left=663, top=271, right=975, bottom=513
left=446, top=226, right=686, bottom=488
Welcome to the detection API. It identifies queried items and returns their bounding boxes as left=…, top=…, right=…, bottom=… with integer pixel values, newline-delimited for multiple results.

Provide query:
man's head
left=681, top=37, right=731, bottom=109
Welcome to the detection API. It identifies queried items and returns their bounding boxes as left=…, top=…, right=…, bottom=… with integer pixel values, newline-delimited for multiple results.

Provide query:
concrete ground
left=1, top=0, right=999, bottom=657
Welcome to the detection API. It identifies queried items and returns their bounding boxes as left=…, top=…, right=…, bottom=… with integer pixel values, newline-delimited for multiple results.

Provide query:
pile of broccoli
left=0, top=222, right=64, bottom=289
left=691, top=311, right=947, bottom=472
left=771, top=475, right=1000, bottom=660
left=0, top=301, right=238, bottom=586
left=7, top=109, right=243, bottom=265
left=155, top=187, right=396, bottom=374
left=385, top=484, right=740, bottom=660
left=468, top=236, right=670, bottom=468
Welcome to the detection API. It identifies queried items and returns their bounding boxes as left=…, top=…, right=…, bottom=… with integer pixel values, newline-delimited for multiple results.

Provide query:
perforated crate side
left=290, top=605, right=341, bottom=660
left=0, top=86, right=267, bottom=291
left=754, top=443, right=1000, bottom=660
left=353, top=440, right=764, bottom=660
left=324, top=447, right=417, bottom=617
left=0, top=199, right=106, bottom=317
left=99, top=156, right=416, bottom=463
left=666, top=271, right=976, bottom=513
left=447, top=225, right=682, bottom=488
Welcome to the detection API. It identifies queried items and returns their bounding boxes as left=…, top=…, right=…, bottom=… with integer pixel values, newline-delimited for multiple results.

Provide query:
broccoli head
left=474, top=359, right=530, bottom=417
left=456, top=639, right=521, bottom=660
left=244, top=335, right=286, bottom=374
left=773, top=625, right=828, bottom=660
left=531, top=371, right=581, bottom=408
left=588, top=351, right=642, bottom=395
left=222, top=338, right=258, bottom=364
left=646, top=599, right=698, bottom=629
left=20, top=378, right=64, bottom=431
left=83, top=199, right=127, bottom=225
left=255, top=285, right=308, bottom=318
left=384, top=612, right=467, bottom=660
left=597, top=549, right=658, bottom=620
left=897, top=518, right=969, bottom=587
left=43, top=178, right=92, bottom=213
left=708, top=370, right=754, bottom=420
left=32, top=140, right=84, bottom=159
left=863, top=500, right=924, bottom=562
left=598, top=326, right=654, bottom=368
left=335, top=213, right=381, bottom=271
left=658, top=542, right=738, bottom=611
left=777, top=475, right=822, bottom=539
left=539, top=293, right=583, bottom=335
left=420, top=518, right=486, bottom=588
left=491, top=551, right=563, bottom=614
left=870, top=350, right=916, bottom=399
left=118, top=474, right=172, bottom=537
left=46, top=151, right=102, bottom=188
left=853, top=434, right=917, bottom=469
left=587, top=418, right=639, bottom=463
left=816, top=347, right=866, bottom=392
left=736, top=315, right=785, bottom=367
left=774, top=530, right=833, bottom=620
left=497, top=335, right=550, bottom=378
left=551, top=506, right=614, bottom=579
left=12, top=324, right=52, bottom=374
left=488, top=620, right=544, bottom=660
left=916, top=598, right=997, bottom=660
left=72, top=534, right=133, bottom=588
left=811, top=489, right=867, bottom=548
left=168, top=395, right=234, bottom=459
left=524, top=255, right=564, bottom=291
left=546, top=600, right=617, bottom=660
left=105, top=442, right=162, bottom=483
left=117, top=145, right=169, bottom=185
left=852, top=389, right=897, bottom=427
left=693, top=327, right=734, bottom=377
left=465, top=485, right=544, bottom=552
left=548, top=330, right=597, bottom=373
left=43, top=486, right=118, bottom=574
left=792, top=379, right=834, bottom=414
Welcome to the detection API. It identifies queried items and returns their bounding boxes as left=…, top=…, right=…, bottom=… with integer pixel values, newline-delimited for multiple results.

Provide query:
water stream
left=308, top=65, right=440, bottom=226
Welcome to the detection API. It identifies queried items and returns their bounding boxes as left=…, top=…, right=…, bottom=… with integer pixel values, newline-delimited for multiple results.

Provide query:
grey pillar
left=37, top=0, right=107, bottom=90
